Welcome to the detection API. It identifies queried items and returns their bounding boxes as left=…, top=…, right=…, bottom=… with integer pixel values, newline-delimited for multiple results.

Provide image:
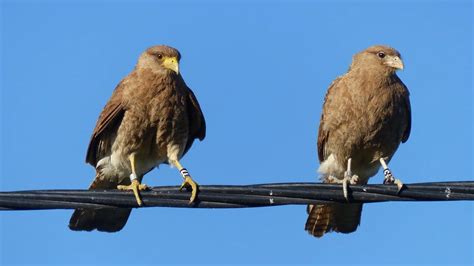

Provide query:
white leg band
left=130, top=173, right=138, bottom=181
left=180, top=168, right=190, bottom=177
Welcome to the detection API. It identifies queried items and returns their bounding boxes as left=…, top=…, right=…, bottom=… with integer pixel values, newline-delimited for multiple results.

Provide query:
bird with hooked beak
left=69, top=45, right=206, bottom=232
left=306, top=45, right=411, bottom=237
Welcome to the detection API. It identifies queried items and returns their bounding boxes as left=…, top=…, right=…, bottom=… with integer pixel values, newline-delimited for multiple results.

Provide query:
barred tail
left=305, top=203, right=363, bottom=237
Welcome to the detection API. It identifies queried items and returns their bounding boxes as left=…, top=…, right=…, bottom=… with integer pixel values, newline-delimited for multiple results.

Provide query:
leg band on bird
left=117, top=154, right=149, bottom=206
left=179, top=168, right=190, bottom=178
left=379, top=158, right=393, bottom=179
left=171, top=160, right=199, bottom=203
left=379, top=158, right=404, bottom=193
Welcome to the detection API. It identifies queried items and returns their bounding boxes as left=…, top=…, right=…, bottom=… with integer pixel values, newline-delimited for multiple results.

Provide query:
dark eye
left=156, top=53, right=163, bottom=59
left=377, top=52, right=385, bottom=58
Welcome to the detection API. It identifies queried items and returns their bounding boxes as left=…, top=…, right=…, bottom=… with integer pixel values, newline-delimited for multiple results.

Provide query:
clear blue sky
left=1, top=0, right=472, bottom=265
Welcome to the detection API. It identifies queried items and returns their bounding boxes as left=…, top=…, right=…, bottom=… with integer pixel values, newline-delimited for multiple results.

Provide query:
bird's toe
left=179, top=176, right=199, bottom=203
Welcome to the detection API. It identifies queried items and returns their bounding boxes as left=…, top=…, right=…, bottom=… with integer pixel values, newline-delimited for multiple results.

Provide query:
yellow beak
left=162, top=57, right=179, bottom=74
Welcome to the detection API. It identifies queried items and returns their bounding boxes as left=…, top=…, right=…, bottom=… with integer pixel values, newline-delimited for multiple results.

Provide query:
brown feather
left=182, top=86, right=206, bottom=155
left=307, top=45, right=411, bottom=238
left=306, top=203, right=363, bottom=237
left=317, top=77, right=342, bottom=162
left=401, top=87, right=411, bottom=143
left=85, top=81, right=127, bottom=166
left=69, top=171, right=132, bottom=232
left=71, top=45, right=206, bottom=232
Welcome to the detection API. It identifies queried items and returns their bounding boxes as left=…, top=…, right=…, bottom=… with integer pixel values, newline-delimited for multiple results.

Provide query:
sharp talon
left=179, top=176, right=199, bottom=203
left=117, top=179, right=148, bottom=206
left=342, top=178, right=350, bottom=201
left=342, top=172, right=358, bottom=202
left=132, top=184, right=142, bottom=206
left=394, top=179, right=404, bottom=194
left=189, top=185, right=197, bottom=203
left=383, top=172, right=404, bottom=194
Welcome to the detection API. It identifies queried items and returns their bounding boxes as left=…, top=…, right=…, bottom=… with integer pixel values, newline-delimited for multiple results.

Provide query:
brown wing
left=182, top=86, right=206, bottom=156
left=85, top=80, right=127, bottom=166
left=317, top=77, right=342, bottom=162
left=401, top=88, right=411, bottom=143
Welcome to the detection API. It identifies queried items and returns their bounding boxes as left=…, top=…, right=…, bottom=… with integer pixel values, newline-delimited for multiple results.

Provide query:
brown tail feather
left=305, top=203, right=363, bottom=237
left=69, top=173, right=132, bottom=232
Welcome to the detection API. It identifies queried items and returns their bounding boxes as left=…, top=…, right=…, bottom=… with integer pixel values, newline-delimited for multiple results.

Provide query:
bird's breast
left=147, top=80, right=191, bottom=165
left=325, top=82, right=406, bottom=171
left=109, top=76, right=190, bottom=177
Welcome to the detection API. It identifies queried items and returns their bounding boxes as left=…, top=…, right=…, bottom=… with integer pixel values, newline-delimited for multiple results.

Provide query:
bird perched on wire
left=69, top=45, right=206, bottom=232
left=305, top=45, right=411, bottom=237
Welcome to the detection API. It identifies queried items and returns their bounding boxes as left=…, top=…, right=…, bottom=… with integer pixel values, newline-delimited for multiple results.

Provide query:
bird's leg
left=379, top=158, right=404, bottom=193
left=326, top=159, right=359, bottom=201
left=117, top=154, right=149, bottom=206
left=342, top=158, right=359, bottom=201
left=171, top=160, right=199, bottom=203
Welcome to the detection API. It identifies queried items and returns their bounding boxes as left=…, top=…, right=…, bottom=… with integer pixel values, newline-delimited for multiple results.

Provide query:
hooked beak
left=384, top=55, right=404, bottom=70
left=162, top=56, right=180, bottom=74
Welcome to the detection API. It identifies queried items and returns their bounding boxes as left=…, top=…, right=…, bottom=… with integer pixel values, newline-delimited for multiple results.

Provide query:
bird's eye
left=377, top=52, right=385, bottom=58
left=156, top=53, right=163, bottom=59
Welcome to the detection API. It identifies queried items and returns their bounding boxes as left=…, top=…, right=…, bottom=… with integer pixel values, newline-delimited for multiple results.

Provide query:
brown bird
left=305, top=45, right=411, bottom=237
left=69, top=45, right=206, bottom=232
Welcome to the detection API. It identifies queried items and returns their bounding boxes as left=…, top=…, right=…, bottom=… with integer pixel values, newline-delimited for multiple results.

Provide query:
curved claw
left=394, top=179, right=404, bottom=193
left=179, top=176, right=199, bottom=203
left=383, top=173, right=404, bottom=194
left=342, top=174, right=359, bottom=201
left=342, top=178, right=350, bottom=201
left=117, top=180, right=149, bottom=206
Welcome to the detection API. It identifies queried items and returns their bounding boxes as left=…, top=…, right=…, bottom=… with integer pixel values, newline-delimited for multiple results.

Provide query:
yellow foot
left=179, top=176, right=199, bottom=203
left=117, top=179, right=149, bottom=206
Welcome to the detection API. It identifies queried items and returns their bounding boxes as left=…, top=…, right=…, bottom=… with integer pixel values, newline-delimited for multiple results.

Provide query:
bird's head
left=351, top=45, right=404, bottom=73
left=137, top=45, right=181, bottom=75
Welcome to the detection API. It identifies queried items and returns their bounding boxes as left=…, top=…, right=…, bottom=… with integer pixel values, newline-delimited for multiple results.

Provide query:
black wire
left=0, top=181, right=472, bottom=211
